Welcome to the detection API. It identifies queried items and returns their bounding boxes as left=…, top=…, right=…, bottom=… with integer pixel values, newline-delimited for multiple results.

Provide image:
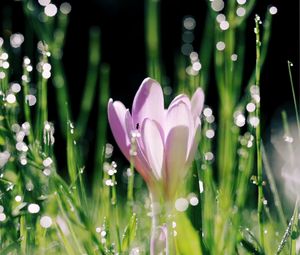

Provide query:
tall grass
left=0, top=0, right=298, bottom=254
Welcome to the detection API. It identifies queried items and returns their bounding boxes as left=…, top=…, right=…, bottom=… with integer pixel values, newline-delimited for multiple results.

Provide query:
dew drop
left=237, top=0, right=246, bottom=5
left=3, top=61, right=9, bottom=69
left=235, top=113, right=246, bottom=127
left=26, top=95, right=37, bottom=106
left=216, top=14, right=226, bottom=23
left=211, top=0, right=224, bottom=12
left=246, top=102, right=256, bottom=112
left=11, top=83, right=21, bottom=93
left=175, top=198, right=189, bottom=212
left=269, top=6, right=278, bottom=15
left=236, top=7, right=246, bottom=17
left=10, top=33, right=24, bottom=48
left=220, top=20, right=229, bottom=30
left=216, top=41, right=226, bottom=51
left=43, top=157, right=53, bottom=167
left=231, top=54, right=238, bottom=61
left=206, top=129, right=215, bottom=139
left=0, top=213, right=6, bottom=222
left=43, top=168, right=51, bottom=176
left=38, top=0, right=50, bottom=6
left=203, top=107, right=212, bottom=117
left=190, top=196, right=199, bottom=206
left=6, top=94, right=16, bottom=104
left=40, top=216, right=52, bottom=228
left=28, top=203, right=40, bottom=214
left=44, top=4, right=58, bottom=17
left=249, top=116, right=259, bottom=127
left=205, top=152, right=214, bottom=161
left=0, top=72, right=6, bottom=79
left=192, top=62, right=202, bottom=71
left=15, top=195, right=22, bottom=202
left=60, top=2, right=72, bottom=15
left=183, top=16, right=196, bottom=30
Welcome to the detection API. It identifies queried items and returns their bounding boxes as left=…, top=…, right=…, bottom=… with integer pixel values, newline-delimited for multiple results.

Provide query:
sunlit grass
left=0, top=0, right=299, bottom=254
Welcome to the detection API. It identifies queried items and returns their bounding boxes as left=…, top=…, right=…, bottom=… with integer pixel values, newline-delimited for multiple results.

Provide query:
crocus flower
left=108, top=78, right=204, bottom=201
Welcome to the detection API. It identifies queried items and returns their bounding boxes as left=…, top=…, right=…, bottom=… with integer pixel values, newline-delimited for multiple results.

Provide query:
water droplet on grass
left=231, top=54, right=238, bottom=61
left=246, top=102, right=256, bottom=112
left=0, top=213, right=6, bottom=221
left=11, top=83, right=21, bottom=93
left=183, top=16, right=196, bottom=30
left=38, top=0, right=50, bottom=6
left=216, top=41, right=225, bottom=51
left=15, top=195, right=22, bottom=202
left=60, top=2, right=72, bottom=15
left=6, top=94, right=16, bottom=104
left=216, top=14, right=226, bottom=23
left=206, top=129, right=215, bottom=139
left=190, top=196, right=199, bottom=206
left=236, top=7, right=246, bottom=17
left=220, top=20, right=229, bottom=30
left=269, top=6, right=278, bottom=15
left=40, top=216, right=52, bottom=228
left=211, top=0, right=224, bottom=12
left=44, top=4, right=58, bottom=17
left=28, top=203, right=40, bottom=214
left=175, top=198, right=189, bottom=212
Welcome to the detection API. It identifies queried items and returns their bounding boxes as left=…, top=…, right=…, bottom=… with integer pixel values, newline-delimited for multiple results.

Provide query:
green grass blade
left=261, top=143, right=286, bottom=227
left=276, top=200, right=298, bottom=255
left=121, top=213, right=137, bottom=252
left=76, top=28, right=101, bottom=138
left=287, top=61, right=300, bottom=139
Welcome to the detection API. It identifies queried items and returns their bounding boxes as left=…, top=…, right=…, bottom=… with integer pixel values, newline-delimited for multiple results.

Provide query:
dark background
left=0, top=0, right=299, bottom=175
left=1, top=0, right=299, bottom=114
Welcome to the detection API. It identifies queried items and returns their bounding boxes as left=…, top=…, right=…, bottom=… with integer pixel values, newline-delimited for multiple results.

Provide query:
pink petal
left=166, top=101, right=192, bottom=133
left=124, top=111, right=155, bottom=184
left=132, top=78, right=165, bottom=128
left=168, top=94, right=191, bottom=110
left=107, top=99, right=130, bottom=159
left=186, top=117, right=201, bottom=166
left=191, top=88, right=204, bottom=120
left=141, top=119, right=165, bottom=179
left=164, top=126, right=189, bottom=199
left=166, top=101, right=193, bottom=152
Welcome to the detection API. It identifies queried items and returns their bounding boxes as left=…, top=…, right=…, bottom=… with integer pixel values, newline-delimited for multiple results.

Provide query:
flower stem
left=150, top=194, right=176, bottom=255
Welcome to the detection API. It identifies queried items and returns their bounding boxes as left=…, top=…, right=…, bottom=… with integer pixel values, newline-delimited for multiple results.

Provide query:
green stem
left=22, top=62, right=34, bottom=144
left=150, top=194, right=175, bottom=255
left=254, top=15, right=264, bottom=250
left=127, top=137, right=137, bottom=207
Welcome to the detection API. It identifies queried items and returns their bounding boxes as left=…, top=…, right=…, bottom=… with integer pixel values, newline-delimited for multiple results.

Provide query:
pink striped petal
left=107, top=99, right=130, bottom=159
left=141, top=119, right=165, bottom=179
left=191, top=88, right=204, bottom=120
left=132, top=78, right=165, bottom=128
